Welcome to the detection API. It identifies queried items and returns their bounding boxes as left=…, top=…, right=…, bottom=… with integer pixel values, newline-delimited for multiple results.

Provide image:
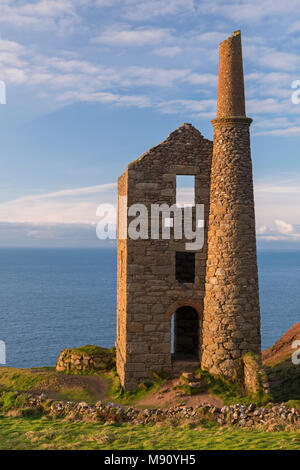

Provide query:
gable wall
left=116, top=124, right=213, bottom=389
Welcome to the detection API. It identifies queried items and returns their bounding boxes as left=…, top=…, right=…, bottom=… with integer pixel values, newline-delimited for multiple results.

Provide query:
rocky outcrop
left=263, top=322, right=300, bottom=366
left=262, top=323, right=300, bottom=402
left=56, top=345, right=115, bottom=374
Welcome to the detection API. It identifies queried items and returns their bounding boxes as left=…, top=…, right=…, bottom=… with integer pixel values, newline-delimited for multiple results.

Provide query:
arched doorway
left=172, top=306, right=199, bottom=361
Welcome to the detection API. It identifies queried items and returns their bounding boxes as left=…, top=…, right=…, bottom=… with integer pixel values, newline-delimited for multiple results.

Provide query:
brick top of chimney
left=216, top=30, right=246, bottom=119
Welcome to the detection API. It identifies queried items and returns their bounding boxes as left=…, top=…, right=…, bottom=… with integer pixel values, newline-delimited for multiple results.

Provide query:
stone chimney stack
left=216, top=30, right=246, bottom=118
left=201, top=31, right=261, bottom=379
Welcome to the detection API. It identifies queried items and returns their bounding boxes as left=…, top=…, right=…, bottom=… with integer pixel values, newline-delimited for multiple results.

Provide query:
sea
left=0, top=248, right=299, bottom=368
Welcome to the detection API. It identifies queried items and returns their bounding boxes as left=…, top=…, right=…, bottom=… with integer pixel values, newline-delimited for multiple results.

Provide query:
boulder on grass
left=56, top=345, right=115, bottom=374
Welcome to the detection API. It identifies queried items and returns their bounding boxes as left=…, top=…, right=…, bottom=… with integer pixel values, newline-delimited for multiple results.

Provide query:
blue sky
left=0, top=0, right=300, bottom=247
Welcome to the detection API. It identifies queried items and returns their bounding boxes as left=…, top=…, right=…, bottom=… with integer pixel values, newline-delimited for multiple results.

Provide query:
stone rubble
left=19, top=392, right=300, bottom=431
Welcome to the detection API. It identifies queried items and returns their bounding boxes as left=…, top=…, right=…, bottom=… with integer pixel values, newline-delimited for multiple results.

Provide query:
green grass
left=286, top=400, right=300, bottom=410
left=109, top=371, right=168, bottom=405
left=54, top=387, right=99, bottom=404
left=0, top=367, right=110, bottom=407
left=0, top=415, right=299, bottom=450
left=0, top=391, right=29, bottom=412
left=265, top=360, right=300, bottom=402
left=68, top=345, right=115, bottom=357
left=195, top=370, right=271, bottom=407
left=0, top=368, right=56, bottom=392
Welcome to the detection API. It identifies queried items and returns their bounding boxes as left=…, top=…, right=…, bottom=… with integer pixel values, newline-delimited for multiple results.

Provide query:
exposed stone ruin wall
left=116, top=124, right=212, bottom=390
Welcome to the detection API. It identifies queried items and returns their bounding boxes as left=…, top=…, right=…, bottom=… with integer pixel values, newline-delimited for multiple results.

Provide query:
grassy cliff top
left=67, top=345, right=115, bottom=357
left=262, top=323, right=300, bottom=402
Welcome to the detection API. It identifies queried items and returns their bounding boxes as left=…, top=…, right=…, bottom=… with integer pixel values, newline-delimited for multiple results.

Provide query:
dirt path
left=30, top=372, right=108, bottom=401
left=137, top=377, right=223, bottom=408
left=17, top=368, right=222, bottom=408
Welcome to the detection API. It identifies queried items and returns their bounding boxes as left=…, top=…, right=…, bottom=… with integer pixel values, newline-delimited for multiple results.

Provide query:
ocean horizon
left=0, top=247, right=299, bottom=369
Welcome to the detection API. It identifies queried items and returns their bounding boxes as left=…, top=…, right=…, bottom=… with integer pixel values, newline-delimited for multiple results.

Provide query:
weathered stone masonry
left=116, top=31, right=261, bottom=390
left=202, top=31, right=261, bottom=378
left=116, top=125, right=213, bottom=390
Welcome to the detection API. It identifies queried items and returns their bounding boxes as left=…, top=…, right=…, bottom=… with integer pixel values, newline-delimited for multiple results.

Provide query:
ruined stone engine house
left=116, top=31, right=261, bottom=390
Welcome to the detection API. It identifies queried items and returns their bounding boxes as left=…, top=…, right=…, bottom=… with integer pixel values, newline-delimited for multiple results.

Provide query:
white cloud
left=57, top=90, right=151, bottom=107
left=254, top=117, right=292, bottom=130
left=257, top=225, right=268, bottom=234
left=289, top=20, right=300, bottom=33
left=254, top=178, right=300, bottom=235
left=0, top=2, right=299, bottom=136
left=92, top=25, right=174, bottom=46
left=256, top=219, right=300, bottom=243
left=247, top=98, right=298, bottom=117
left=0, top=38, right=24, bottom=53
left=198, top=0, right=300, bottom=22
left=127, top=0, right=195, bottom=20
left=157, top=98, right=216, bottom=116
left=0, top=37, right=29, bottom=84
left=123, top=66, right=189, bottom=87
left=255, top=126, right=300, bottom=137
left=0, top=176, right=299, bottom=245
left=0, top=36, right=218, bottom=110
left=244, top=43, right=300, bottom=71
left=152, top=47, right=181, bottom=57
left=184, top=73, right=217, bottom=86
left=0, top=0, right=84, bottom=32
left=0, top=183, right=117, bottom=224
left=39, top=56, right=100, bottom=74
left=16, top=183, right=116, bottom=201
left=260, top=51, right=300, bottom=71
left=195, top=31, right=229, bottom=44
left=0, top=221, right=115, bottom=246
left=274, top=219, right=294, bottom=234
left=255, top=181, right=300, bottom=195
left=94, top=0, right=195, bottom=21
